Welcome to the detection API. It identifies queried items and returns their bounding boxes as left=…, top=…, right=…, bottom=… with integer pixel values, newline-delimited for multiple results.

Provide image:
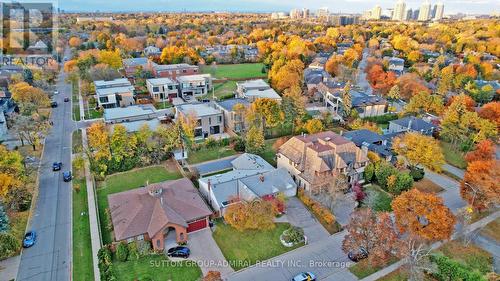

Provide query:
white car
left=292, top=272, right=316, bottom=281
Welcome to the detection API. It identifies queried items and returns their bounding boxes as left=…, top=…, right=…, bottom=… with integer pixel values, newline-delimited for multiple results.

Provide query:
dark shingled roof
left=215, top=98, right=250, bottom=111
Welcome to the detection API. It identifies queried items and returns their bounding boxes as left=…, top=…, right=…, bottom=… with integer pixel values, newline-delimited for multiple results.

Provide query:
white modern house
left=146, top=77, right=179, bottom=101
left=177, top=74, right=212, bottom=101
left=236, top=79, right=282, bottom=102
left=175, top=102, right=224, bottom=139
left=94, top=78, right=135, bottom=109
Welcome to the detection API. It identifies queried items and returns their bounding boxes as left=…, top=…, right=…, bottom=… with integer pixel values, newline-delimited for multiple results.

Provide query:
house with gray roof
left=388, top=116, right=435, bottom=136
left=175, top=102, right=224, bottom=139
left=94, top=78, right=135, bottom=109
left=198, top=153, right=297, bottom=216
left=236, top=79, right=281, bottom=102
left=214, top=98, right=250, bottom=133
left=343, top=129, right=394, bottom=162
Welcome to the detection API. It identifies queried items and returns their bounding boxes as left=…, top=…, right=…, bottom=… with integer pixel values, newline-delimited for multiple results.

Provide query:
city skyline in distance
left=60, top=0, right=499, bottom=15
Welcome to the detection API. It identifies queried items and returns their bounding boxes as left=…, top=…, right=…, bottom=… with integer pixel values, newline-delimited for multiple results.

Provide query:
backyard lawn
left=362, top=184, right=393, bottom=212
left=480, top=218, right=500, bottom=241
left=154, top=101, right=173, bottom=109
left=113, top=255, right=201, bottom=281
left=85, top=108, right=103, bottom=120
left=97, top=165, right=182, bottom=244
left=413, top=178, right=444, bottom=193
left=435, top=240, right=493, bottom=275
left=201, top=63, right=266, bottom=79
left=213, top=222, right=303, bottom=271
left=258, top=138, right=279, bottom=166
left=187, top=146, right=237, bottom=164
left=199, top=81, right=237, bottom=101
left=440, top=141, right=467, bottom=169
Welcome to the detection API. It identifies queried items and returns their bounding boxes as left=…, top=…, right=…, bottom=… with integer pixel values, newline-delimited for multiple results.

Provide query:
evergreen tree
left=0, top=203, right=9, bottom=233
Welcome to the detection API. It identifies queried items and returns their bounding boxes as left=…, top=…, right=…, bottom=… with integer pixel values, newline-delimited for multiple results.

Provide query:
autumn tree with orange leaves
left=461, top=140, right=500, bottom=211
left=342, top=209, right=400, bottom=267
left=479, top=101, right=500, bottom=130
left=366, top=64, right=396, bottom=95
left=392, top=189, right=455, bottom=241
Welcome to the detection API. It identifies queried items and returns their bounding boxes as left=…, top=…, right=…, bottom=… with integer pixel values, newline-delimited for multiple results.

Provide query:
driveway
left=424, top=170, right=466, bottom=213
left=186, top=228, right=234, bottom=277
left=278, top=197, right=330, bottom=243
left=331, top=194, right=356, bottom=227
left=192, top=155, right=240, bottom=176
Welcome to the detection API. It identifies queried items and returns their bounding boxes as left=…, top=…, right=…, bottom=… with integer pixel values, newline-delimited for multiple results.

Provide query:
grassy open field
left=213, top=222, right=303, bottom=271
left=187, top=146, right=237, bottom=164
left=201, top=63, right=266, bottom=79
left=96, top=165, right=182, bottom=244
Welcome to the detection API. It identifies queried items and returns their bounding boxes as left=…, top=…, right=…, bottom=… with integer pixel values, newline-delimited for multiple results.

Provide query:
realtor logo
left=1, top=1, right=56, bottom=57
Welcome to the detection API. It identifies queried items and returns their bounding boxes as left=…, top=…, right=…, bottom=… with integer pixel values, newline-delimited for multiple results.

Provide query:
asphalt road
left=17, top=50, right=76, bottom=281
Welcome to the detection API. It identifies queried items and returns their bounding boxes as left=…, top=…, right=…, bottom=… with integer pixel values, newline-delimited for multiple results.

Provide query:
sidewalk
left=81, top=129, right=102, bottom=281
left=360, top=210, right=500, bottom=281
left=442, top=163, right=465, bottom=179
left=78, top=78, right=85, bottom=121
left=0, top=255, right=20, bottom=281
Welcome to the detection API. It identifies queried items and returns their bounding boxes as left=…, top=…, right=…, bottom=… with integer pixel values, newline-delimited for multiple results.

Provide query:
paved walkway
left=442, top=164, right=465, bottom=179
left=424, top=170, right=466, bottom=213
left=81, top=129, right=102, bottom=281
left=331, top=194, right=356, bottom=227
left=277, top=197, right=330, bottom=243
left=0, top=255, right=20, bottom=281
left=78, top=78, right=85, bottom=121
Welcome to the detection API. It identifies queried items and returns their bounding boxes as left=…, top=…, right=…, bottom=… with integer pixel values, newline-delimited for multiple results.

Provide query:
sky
left=59, top=0, right=499, bottom=15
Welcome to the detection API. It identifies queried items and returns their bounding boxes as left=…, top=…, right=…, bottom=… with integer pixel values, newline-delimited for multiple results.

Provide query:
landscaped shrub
left=232, top=137, right=245, bottom=152
left=364, top=163, right=375, bottom=183
left=205, top=137, right=217, bottom=148
left=127, top=241, right=140, bottom=260
left=375, top=162, right=397, bottom=188
left=0, top=232, right=20, bottom=259
left=430, top=254, right=486, bottom=281
left=136, top=240, right=152, bottom=257
left=282, top=226, right=304, bottom=244
left=409, top=166, right=425, bottom=181
left=298, top=190, right=336, bottom=225
left=98, top=246, right=115, bottom=281
left=387, top=173, right=414, bottom=195
left=105, top=208, right=113, bottom=231
left=116, top=241, right=129, bottom=262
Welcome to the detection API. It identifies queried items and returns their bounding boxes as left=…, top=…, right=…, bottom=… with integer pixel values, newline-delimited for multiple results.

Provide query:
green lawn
left=154, top=102, right=173, bottom=110
left=362, top=185, right=393, bottom=212
left=85, top=108, right=103, bottom=120
left=349, top=257, right=399, bottom=278
left=201, top=63, right=266, bottom=79
left=113, top=255, right=201, bottom=281
left=258, top=138, right=279, bottom=166
left=213, top=222, right=303, bottom=271
left=72, top=80, right=81, bottom=121
left=72, top=178, right=94, bottom=281
left=187, top=146, right=237, bottom=164
left=480, top=218, right=500, bottom=242
left=97, top=166, right=182, bottom=244
left=72, top=130, right=82, bottom=154
left=440, top=141, right=467, bottom=169
left=436, top=240, right=493, bottom=275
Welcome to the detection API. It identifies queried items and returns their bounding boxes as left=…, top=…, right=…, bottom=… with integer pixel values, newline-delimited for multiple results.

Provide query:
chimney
left=259, top=175, right=265, bottom=182
left=407, top=118, right=413, bottom=132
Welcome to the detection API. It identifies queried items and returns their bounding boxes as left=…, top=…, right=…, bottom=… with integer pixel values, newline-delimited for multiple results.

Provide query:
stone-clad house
left=277, top=131, right=369, bottom=193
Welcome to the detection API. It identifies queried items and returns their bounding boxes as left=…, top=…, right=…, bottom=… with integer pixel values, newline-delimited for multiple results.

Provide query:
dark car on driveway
left=167, top=246, right=190, bottom=258
left=64, top=97, right=70, bottom=102
left=348, top=247, right=368, bottom=262
left=23, top=231, right=37, bottom=248
left=63, top=171, right=72, bottom=182
left=52, top=162, right=62, bottom=171
left=50, top=101, right=58, bottom=108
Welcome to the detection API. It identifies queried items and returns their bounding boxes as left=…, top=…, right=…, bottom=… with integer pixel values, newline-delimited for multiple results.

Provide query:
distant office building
left=418, top=1, right=431, bottom=21
left=434, top=2, right=444, bottom=20
left=317, top=7, right=329, bottom=19
left=392, top=0, right=406, bottom=21
left=270, top=12, right=287, bottom=19
left=362, top=10, right=372, bottom=20
left=431, top=4, right=437, bottom=19
left=412, top=9, right=420, bottom=20
left=302, top=8, right=310, bottom=18
left=290, top=9, right=302, bottom=19
left=406, top=8, right=413, bottom=21
left=372, top=5, right=382, bottom=20
left=330, top=15, right=360, bottom=26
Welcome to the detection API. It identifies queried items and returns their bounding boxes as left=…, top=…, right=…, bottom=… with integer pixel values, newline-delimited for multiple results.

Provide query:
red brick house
left=150, top=62, right=199, bottom=79
left=108, top=178, right=212, bottom=251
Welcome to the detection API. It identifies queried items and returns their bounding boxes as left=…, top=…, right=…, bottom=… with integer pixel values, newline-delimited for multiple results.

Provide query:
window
left=99, top=96, right=109, bottom=103
left=218, top=116, right=222, bottom=123
left=127, top=238, right=134, bottom=243
left=197, top=119, right=202, bottom=126
left=182, top=69, right=187, bottom=73
left=152, top=86, right=159, bottom=92
left=194, top=128, right=203, bottom=137
left=156, top=239, right=161, bottom=248
left=137, top=235, right=144, bottom=241
left=209, top=117, right=212, bottom=125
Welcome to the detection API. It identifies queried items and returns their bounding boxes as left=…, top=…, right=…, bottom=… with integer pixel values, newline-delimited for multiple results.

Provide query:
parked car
left=23, top=231, right=37, bottom=248
left=52, top=162, right=62, bottom=171
left=167, top=246, right=190, bottom=258
left=54, top=90, right=59, bottom=95
left=292, top=272, right=316, bottom=281
left=63, top=171, right=72, bottom=182
left=64, top=97, right=70, bottom=102
left=50, top=101, right=58, bottom=108
left=348, top=247, right=368, bottom=262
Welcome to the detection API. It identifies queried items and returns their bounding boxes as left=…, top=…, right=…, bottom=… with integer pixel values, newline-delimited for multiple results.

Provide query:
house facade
left=175, top=102, right=224, bottom=139
left=198, top=153, right=297, bottom=216
left=122, top=57, right=150, bottom=78
left=277, top=131, right=369, bottom=193
left=146, top=77, right=179, bottom=101
left=151, top=63, right=199, bottom=79
left=107, top=178, right=212, bottom=251
left=177, top=74, right=212, bottom=101
left=214, top=98, right=250, bottom=134
left=94, top=78, right=135, bottom=109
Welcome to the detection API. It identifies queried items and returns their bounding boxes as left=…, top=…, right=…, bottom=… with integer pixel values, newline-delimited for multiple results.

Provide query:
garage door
left=187, top=218, right=207, bottom=233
